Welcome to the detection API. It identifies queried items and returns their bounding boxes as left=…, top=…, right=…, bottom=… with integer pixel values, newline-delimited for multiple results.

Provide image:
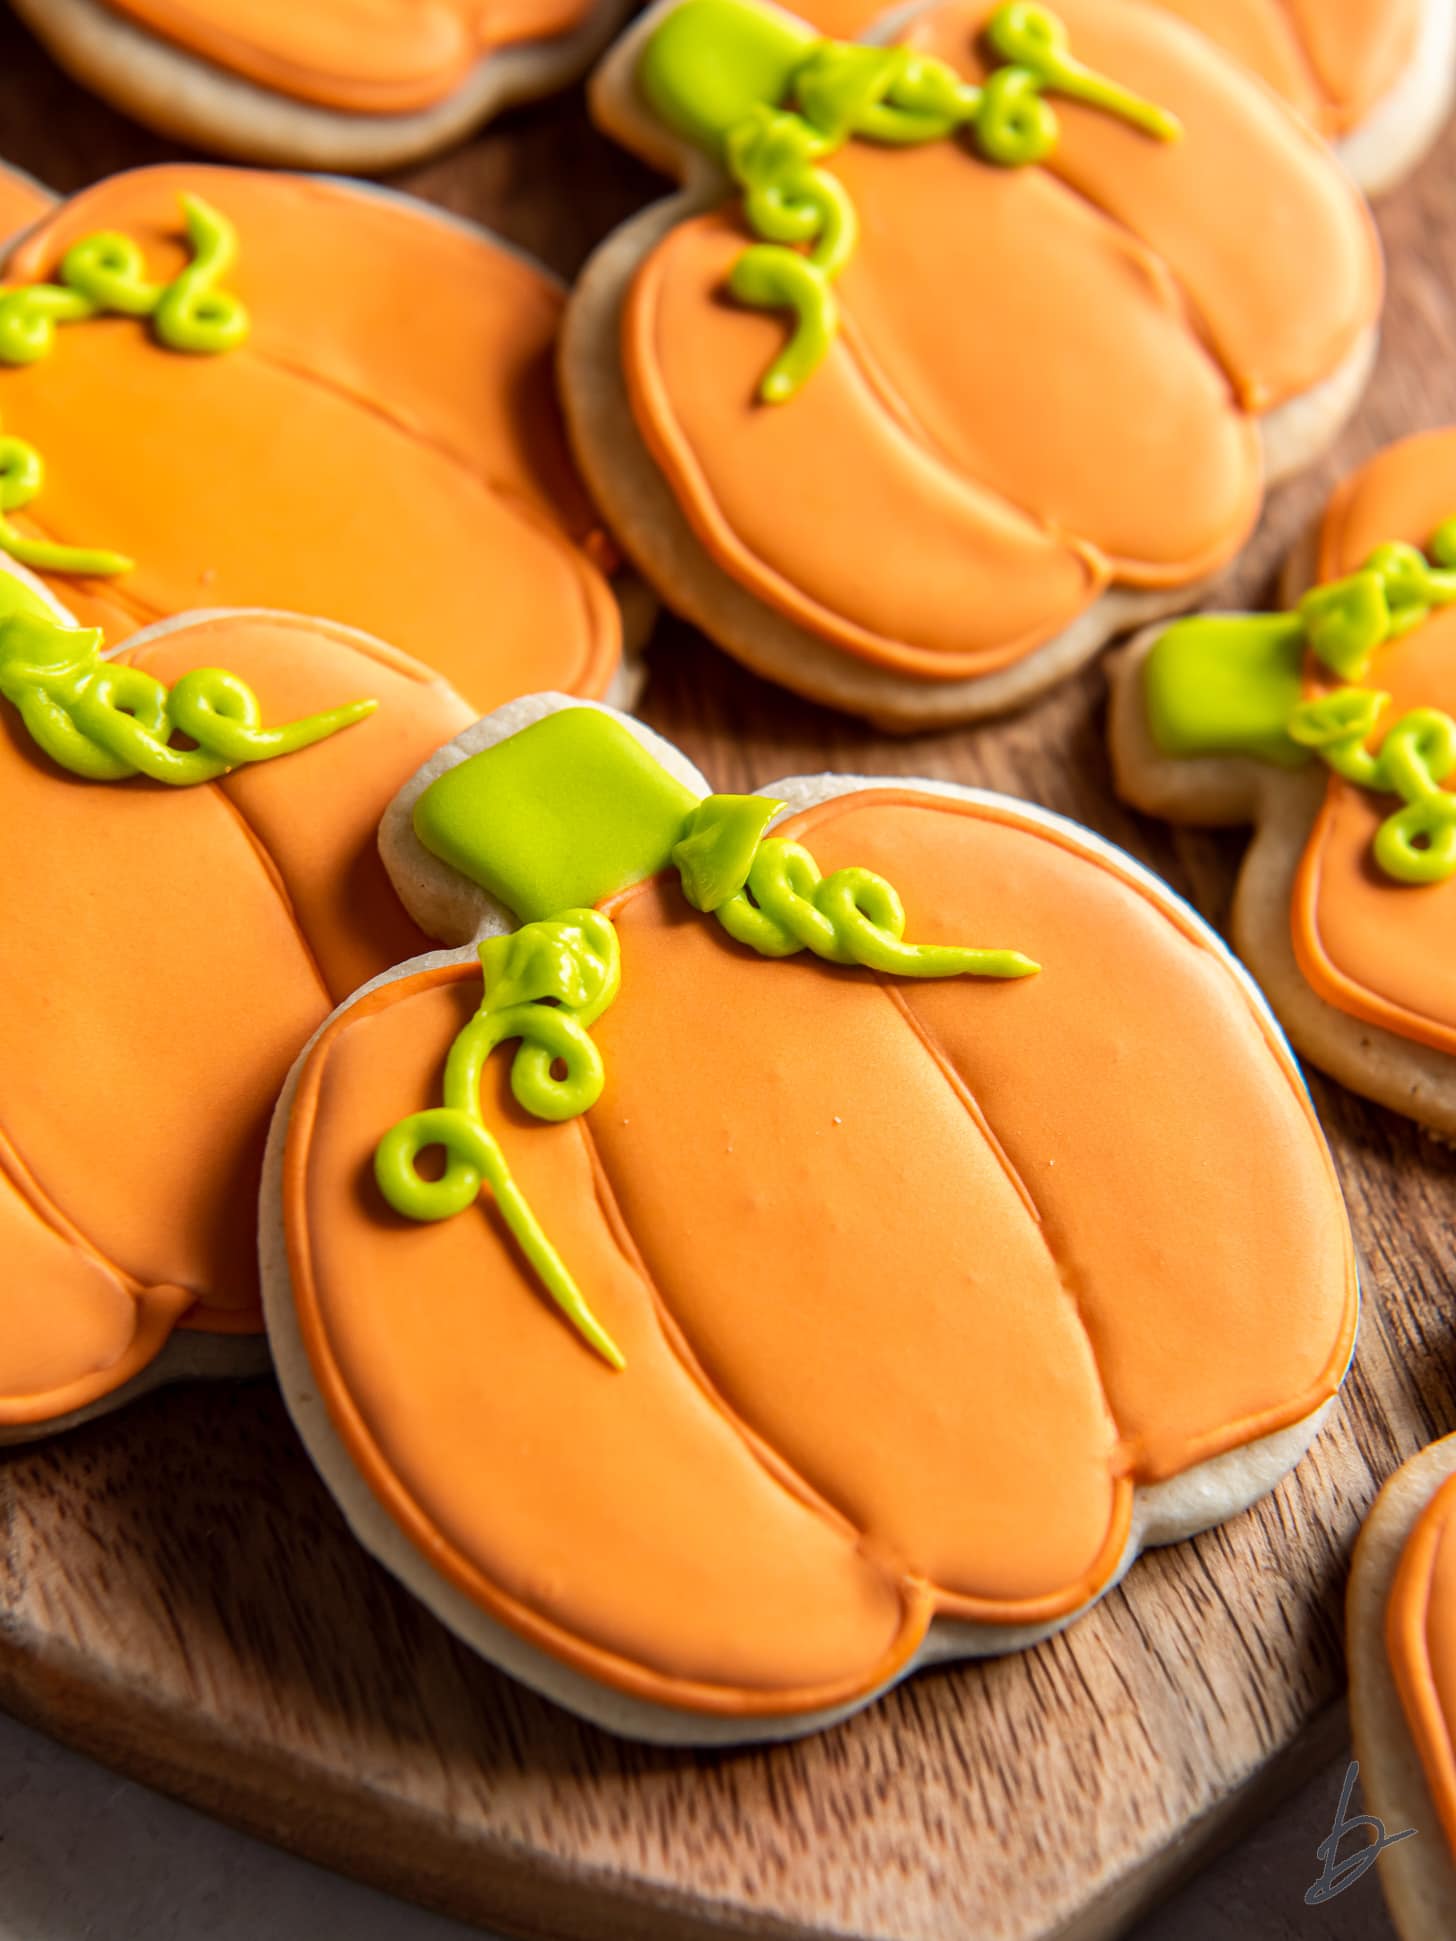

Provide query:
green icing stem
left=0, top=608, right=375, bottom=784
left=374, top=911, right=627, bottom=1372
left=0, top=193, right=248, bottom=365
left=1144, top=517, right=1456, bottom=885
left=638, top=0, right=1181, bottom=403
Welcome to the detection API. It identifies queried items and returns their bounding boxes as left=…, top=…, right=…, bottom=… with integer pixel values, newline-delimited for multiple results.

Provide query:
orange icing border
left=95, top=0, right=600, bottom=115
left=1386, top=1470, right=1456, bottom=1861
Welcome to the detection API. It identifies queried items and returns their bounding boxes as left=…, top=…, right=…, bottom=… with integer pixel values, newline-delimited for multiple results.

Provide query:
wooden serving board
left=3, top=15, right=1456, bottom=1940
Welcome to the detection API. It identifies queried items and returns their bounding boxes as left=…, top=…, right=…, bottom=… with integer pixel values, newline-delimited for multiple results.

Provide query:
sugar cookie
left=562, top=0, right=1381, bottom=728
left=262, top=693, right=1357, bottom=1741
left=1109, top=427, right=1456, bottom=1138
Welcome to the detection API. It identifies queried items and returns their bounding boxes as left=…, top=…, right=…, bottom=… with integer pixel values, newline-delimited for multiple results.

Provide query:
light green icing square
left=1143, top=613, right=1310, bottom=768
left=412, top=709, right=702, bottom=922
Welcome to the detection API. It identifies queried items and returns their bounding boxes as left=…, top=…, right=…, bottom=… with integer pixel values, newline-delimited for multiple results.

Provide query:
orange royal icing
left=0, top=608, right=474, bottom=1429
left=791, top=0, right=1420, bottom=134
left=1290, top=428, right=1456, bottom=1053
left=1386, top=1467, right=1456, bottom=1860
left=620, top=0, right=1380, bottom=682
left=0, top=165, right=620, bottom=714
left=285, top=788, right=1356, bottom=1711
left=91, top=0, right=598, bottom=114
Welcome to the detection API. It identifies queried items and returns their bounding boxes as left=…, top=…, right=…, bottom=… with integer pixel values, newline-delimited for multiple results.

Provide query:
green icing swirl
left=1289, top=690, right=1456, bottom=885
left=1144, top=519, right=1456, bottom=886
left=0, top=609, right=375, bottom=785
left=0, top=192, right=248, bottom=366
left=374, top=910, right=628, bottom=1372
left=712, top=829, right=1040, bottom=976
left=639, top=0, right=1181, bottom=402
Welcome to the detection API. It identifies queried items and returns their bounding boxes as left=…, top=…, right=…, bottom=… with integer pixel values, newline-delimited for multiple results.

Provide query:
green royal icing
left=0, top=193, right=248, bottom=579
left=375, top=910, right=628, bottom=1371
left=638, top=0, right=1181, bottom=402
left=0, top=605, right=375, bottom=784
left=0, top=193, right=248, bottom=365
left=383, top=708, right=1039, bottom=1366
left=1144, top=519, right=1456, bottom=884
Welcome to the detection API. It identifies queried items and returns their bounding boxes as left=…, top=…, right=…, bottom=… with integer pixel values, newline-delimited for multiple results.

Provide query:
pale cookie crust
left=1106, top=522, right=1456, bottom=1138
left=259, top=692, right=1351, bottom=1744
left=8, top=0, right=632, bottom=173
left=1348, top=1434, right=1456, bottom=1941
left=1335, top=0, right=1456, bottom=198
left=560, top=0, right=1379, bottom=731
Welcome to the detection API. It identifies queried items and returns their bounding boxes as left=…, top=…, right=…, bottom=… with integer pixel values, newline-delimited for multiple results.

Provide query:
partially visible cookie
left=1349, top=1433, right=1456, bottom=1941
left=790, top=0, right=1455, bottom=193
left=563, top=0, right=1381, bottom=728
left=262, top=693, right=1356, bottom=1742
left=0, top=163, right=640, bottom=714
left=8, top=0, right=632, bottom=172
left=0, top=560, right=477, bottom=1441
left=1108, top=426, right=1456, bottom=1138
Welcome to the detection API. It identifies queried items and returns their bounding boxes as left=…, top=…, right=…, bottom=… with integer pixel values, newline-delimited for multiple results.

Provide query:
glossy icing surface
left=1386, top=1468, right=1456, bottom=1860
left=0, top=166, right=619, bottom=712
left=1293, top=429, right=1456, bottom=1051
left=94, top=0, right=599, bottom=114
left=0, top=607, right=474, bottom=1427
left=286, top=787, right=1355, bottom=1710
left=791, top=0, right=1421, bottom=133
left=621, top=0, right=1379, bottom=679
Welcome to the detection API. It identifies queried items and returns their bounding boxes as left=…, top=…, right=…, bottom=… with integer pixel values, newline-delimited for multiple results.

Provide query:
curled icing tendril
left=720, top=2, right=1180, bottom=401
left=670, top=795, right=1040, bottom=976
left=0, top=610, right=375, bottom=785
left=715, top=836, right=1040, bottom=974
left=0, top=420, right=132, bottom=578
left=1290, top=689, right=1456, bottom=885
left=374, top=912, right=627, bottom=1372
left=0, top=193, right=248, bottom=367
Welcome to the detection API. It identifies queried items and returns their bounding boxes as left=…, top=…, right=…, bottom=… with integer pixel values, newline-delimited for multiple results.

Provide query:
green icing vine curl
left=1144, top=518, right=1456, bottom=885
left=0, top=193, right=249, bottom=579
left=0, top=192, right=248, bottom=365
left=677, top=793, right=1040, bottom=975
left=0, top=609, right=375, bottom=784
left=374, top=911, right=628, bottom=1372
left=639, top=0, right=1181, bottom=402
left=0, top=418, right=132, bottom=578
left=1289, top=690, right=1456, bottom=885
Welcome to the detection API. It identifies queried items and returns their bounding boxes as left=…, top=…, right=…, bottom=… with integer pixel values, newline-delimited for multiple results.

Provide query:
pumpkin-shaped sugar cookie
left=789, top=0, right=1453, bottom=192
left=263, top=695, right=1356, bottom=1742
left=9, top=0, right=631, bottom=172
left=1110, top=427, right=1456, bottom=1139
left=561, top=0, right=1381, bottom=729
left=0, top=163, right=632, bottom=716
left=1349, top=1433, right=1456, bottom=1941
left=0, top=563, right=476, bottom=1440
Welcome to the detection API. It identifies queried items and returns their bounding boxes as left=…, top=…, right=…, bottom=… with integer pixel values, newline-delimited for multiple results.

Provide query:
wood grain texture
left=0, top=11, right=1454, bottom=1938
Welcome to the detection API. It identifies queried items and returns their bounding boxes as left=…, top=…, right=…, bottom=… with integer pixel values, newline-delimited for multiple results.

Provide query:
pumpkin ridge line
left=203, top=773, right=334, bottom=1008
left=571, top=1107, right=890, bottom=1557
left=879, top=977, right=1127, bottom=1459
left=0, top=1115, right=139, bottom=1292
